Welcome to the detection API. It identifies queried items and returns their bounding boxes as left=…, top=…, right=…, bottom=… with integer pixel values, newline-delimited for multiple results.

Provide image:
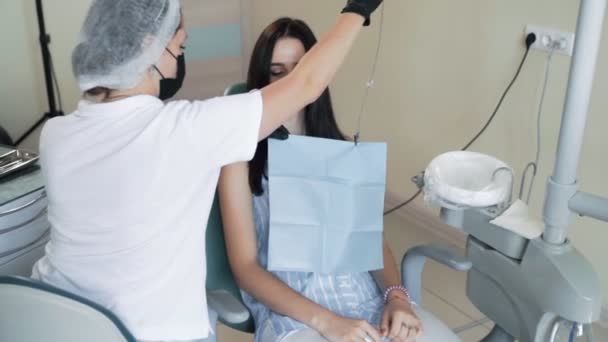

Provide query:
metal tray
left=0, top=147, right=39, bottom=179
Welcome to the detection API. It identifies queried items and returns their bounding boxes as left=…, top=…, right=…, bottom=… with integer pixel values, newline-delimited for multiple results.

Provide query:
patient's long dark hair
left=247, top=17, right=345, bottom=196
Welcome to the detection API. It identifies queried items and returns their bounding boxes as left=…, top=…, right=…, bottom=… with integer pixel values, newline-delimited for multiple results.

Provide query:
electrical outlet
left=525, top=25, right=575, bottom=56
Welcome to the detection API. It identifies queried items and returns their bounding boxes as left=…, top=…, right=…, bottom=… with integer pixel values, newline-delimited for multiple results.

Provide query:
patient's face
left=269, top=37, right=306, bottom=83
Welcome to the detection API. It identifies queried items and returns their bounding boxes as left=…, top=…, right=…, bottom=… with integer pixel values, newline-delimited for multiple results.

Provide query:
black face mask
left=155, top=48, right=186, bottom=100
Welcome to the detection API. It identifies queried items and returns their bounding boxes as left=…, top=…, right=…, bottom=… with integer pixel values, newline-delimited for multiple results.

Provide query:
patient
left=219, top=18, right=456, bottom=342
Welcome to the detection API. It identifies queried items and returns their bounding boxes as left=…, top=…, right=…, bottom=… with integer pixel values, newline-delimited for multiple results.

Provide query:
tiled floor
left=215, top=212, right=608, bottom=342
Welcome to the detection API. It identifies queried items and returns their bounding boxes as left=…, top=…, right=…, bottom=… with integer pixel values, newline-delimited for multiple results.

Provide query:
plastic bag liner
left=423, top=151, right=512, bottom=210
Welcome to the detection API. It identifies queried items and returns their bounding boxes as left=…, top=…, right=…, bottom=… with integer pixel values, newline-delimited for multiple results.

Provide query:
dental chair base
left=204, top=289, right=251, bottom=342
left=440, top=207, right=602, bottom=342
left=467, top=234, right=600, bottom=342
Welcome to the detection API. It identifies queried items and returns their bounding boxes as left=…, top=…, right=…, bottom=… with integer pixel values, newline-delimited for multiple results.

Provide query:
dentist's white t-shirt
left=32, top=92, right=262, bottom=341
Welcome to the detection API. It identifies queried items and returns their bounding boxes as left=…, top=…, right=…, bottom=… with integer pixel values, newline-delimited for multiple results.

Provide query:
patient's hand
left=318, top=313, right=382, bottom=342
left=380, top=297, right=422, bottom=342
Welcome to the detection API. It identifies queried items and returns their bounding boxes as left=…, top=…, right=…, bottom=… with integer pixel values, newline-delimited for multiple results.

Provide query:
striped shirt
left=241, top=179, right=385, bottom=341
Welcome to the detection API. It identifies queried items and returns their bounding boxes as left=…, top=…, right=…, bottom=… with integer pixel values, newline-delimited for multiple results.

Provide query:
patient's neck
left=283, top=110, right=306, bottom=136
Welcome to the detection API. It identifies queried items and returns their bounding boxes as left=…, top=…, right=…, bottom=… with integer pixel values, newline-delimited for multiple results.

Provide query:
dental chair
left=202, top=83, right=472, bottom=341
left=204, top=193, right=255, bottom=340
left=0, top=275, right=135, bottom=342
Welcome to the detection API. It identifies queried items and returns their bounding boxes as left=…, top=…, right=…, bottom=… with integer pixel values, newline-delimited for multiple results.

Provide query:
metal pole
left=543, top=0, right=607, bottom=244
left=36, top=0, right=57, bottom=116
left=569, top=192, right=608, bottom=223
left=15, top=0, right=63, bottom=146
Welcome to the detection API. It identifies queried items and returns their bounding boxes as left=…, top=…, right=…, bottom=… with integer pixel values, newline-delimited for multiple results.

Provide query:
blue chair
left=0, top=275, right=135, bottom=342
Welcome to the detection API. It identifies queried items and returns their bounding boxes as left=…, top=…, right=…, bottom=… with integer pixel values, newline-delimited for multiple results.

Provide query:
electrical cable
left=384, top=34, right=536, bottom=216
left=520, top=45, right=555, bottom=203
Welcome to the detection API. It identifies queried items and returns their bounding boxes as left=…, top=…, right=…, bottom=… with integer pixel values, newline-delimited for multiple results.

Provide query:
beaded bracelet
left=383, top=285, right=414, bottom=305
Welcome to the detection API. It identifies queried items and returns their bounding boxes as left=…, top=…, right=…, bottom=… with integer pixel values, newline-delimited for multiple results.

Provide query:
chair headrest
left=223, top=82, right=248, bottom=96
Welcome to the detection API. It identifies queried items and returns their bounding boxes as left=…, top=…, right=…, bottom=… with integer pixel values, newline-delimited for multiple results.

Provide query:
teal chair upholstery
left=205, top=81, right=254, bottom=334
left=223, top=82, right=248, bottom=96
left=0, top=276, right=135, bottom=342
left=205, top=193, right=254, bottom=333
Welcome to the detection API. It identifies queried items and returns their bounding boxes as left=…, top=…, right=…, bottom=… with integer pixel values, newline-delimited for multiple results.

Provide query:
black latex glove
left=269, top=125, right=289, bottom=140
left=341, top=0, right=383, bottom=26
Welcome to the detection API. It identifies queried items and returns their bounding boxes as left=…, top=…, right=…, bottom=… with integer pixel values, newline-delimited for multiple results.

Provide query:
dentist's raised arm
left=258, top=0, right=383, bottom=140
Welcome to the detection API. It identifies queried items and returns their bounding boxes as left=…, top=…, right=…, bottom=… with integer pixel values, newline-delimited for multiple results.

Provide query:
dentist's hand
left=341, top=0, right=384, bottom=26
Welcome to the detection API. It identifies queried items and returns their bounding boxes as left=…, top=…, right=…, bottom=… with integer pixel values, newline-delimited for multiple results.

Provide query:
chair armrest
left=400, top=244, right=472, bottom=305
left=206, top=289, right=250, bottom=324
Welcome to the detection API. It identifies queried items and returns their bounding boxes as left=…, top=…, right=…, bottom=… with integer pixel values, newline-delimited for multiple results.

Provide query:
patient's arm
left=372, top=239, right=422, bottom=339
left=372, top=239, right=403, bottom=294
left=219, top=162, right=381, bottom=342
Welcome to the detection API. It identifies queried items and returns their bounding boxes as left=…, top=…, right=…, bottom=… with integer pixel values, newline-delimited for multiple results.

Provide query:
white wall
left=247, top=0, right=608, bottom=302
left=0, top=0, right=249, bottom=149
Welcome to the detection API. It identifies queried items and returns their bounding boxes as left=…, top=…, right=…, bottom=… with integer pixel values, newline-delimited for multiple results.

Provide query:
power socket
left=525, top=25, right=575, bottom=56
